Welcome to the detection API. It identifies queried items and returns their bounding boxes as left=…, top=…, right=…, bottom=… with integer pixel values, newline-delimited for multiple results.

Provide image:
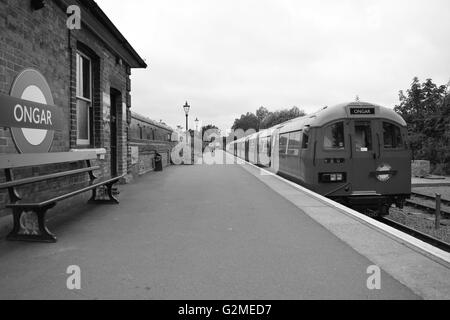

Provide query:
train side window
left=324, top=122, right=345, bottom=150
left=259, top=137, right=265, bottom=152
left=287, top=131, right=301, bottom=156
left=260, top=137, right=269, bottom=153
left=279, top=134, right=289, bottom=155
left=354, top=121, right=372, bottom=152
left=383, top=122, right=403, bottom=149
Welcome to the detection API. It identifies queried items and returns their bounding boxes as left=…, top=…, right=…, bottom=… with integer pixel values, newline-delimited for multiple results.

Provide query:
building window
left=76, top=52, right=92, bottom=145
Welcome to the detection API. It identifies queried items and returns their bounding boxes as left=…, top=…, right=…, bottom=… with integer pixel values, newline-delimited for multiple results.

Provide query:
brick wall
left=0, top=0, right=133, bottom=218
left=129, top=140, right=175, bottom=178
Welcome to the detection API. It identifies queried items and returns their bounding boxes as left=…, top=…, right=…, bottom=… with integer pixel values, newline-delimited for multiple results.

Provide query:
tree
left=231, top=112, right=260, bottom=132
left=260, top=106, right=305, bottom=129
left=201, top=124, right=219, bottom=140
left=256, top=106, right=269, bottom=124
left=394, top=77, right=450, bottom=174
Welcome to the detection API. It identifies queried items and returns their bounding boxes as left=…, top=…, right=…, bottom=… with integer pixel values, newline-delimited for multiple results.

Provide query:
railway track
left=411, top=191, right=450, bottom=206
left=377, top=217, right=450, bottom=253
left=406, top=192, right=450, bottom=218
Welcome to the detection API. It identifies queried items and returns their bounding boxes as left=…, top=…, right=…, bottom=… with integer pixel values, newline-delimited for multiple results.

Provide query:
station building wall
left=0, top=0, right=146, bottom=218
left=129, top=113, right=175, bottom=177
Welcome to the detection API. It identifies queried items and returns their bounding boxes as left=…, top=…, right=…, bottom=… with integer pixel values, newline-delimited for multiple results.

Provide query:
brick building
left=0, top=0, right=147, bottom=218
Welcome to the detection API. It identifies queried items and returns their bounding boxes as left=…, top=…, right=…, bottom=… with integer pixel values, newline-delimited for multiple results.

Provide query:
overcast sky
left=96, top=0, right=450, bottom=132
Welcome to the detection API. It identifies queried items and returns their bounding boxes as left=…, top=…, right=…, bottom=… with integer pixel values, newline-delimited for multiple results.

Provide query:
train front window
left=324, top=122, right=345, bottom=150
left=383, top=122, right=403, bottom=149
left=354, top=121, right=372, bottom=152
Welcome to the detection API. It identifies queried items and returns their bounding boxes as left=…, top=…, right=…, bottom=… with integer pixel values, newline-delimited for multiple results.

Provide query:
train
left=227, top=101, right=412, bottom=215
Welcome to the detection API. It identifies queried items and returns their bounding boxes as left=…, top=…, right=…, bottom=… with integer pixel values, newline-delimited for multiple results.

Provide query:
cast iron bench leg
left=107, top=182, right=120, bottom=204
left=89, top=181, right=120, bottom=204
left=7, top=204, right=57, bottom=243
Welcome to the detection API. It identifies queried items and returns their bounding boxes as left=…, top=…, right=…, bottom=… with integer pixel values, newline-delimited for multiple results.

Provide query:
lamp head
left=183, top=101, right=190, bottom=115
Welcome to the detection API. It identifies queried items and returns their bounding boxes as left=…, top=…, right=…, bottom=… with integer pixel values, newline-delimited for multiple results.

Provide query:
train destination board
left=349, top=107, right=376, bottom=115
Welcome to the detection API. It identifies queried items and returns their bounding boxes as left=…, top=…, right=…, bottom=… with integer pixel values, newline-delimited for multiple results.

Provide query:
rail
left=378, top=217, right=450, bottom=253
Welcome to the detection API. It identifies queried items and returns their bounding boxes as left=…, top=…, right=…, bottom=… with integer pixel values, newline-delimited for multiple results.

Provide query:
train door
left=278, top=133, right=289, bottom=173
left=271, top=132, right=280, bottom=172
left=349, top=120, right=379, bottom=193
left=245, top=139, right=249, bottom=162
left=298, top=129, right=309, bottom=181
left=249, top=138, right=256, bottom=163
left=372, top=121, right=411, bottom=195
left=286, top=131, right=301, bottom=178
left=265, top=136, right=272, bottom=167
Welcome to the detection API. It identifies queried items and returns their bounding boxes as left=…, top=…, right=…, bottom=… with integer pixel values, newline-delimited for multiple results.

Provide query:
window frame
left=76, top=51, right=93, bottom=146
left=354, top=120, right=373, bottom=152
left=323, top=121, right=346, bottom=151
left=287, top=131, right=302, bottom=156
left=382, top=121, right=404, bottom=150
left=279, top=133, right=289, bottom=155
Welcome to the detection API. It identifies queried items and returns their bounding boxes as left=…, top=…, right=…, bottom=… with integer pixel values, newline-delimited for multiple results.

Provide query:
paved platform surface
left=0, top=159, right=422, bottom=299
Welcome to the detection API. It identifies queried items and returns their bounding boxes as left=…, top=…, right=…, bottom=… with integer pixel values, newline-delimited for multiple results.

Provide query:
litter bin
left=154, top=153, right=163, bottom=171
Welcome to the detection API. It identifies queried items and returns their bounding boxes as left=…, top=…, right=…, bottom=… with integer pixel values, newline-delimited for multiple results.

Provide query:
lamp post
left=183, top=102, right=190, bottom=131
left=183, top=102, right=191, bottom=164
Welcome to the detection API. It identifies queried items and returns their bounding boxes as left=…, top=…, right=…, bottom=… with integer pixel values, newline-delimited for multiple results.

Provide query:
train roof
left=230, top=101, right=406, bottom=144
left=277, top=101, right=406, bottom=133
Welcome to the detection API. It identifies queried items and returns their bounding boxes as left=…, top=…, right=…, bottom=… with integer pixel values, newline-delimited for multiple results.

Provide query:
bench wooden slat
left=0, top=166, right=101, bottom=189
left=0, top=151, right=98, bottom=169
left=7, top=174, right=125, bottom=209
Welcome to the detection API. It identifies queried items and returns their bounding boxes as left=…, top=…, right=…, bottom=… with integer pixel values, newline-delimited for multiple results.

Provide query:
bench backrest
left=0, top=151, right=98, bottom=169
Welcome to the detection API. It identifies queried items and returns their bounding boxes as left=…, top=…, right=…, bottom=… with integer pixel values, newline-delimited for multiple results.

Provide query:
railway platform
left=0, top=151, right=449, bottom=299
left=412, top=176, right=450, bottom=188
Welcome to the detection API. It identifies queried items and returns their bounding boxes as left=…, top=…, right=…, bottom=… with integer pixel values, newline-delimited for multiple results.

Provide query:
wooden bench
left=0, top=151, right=125, bottom=243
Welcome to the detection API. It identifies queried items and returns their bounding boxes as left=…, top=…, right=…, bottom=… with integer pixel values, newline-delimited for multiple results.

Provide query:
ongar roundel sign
left=0, top=69, right=63, bottom=153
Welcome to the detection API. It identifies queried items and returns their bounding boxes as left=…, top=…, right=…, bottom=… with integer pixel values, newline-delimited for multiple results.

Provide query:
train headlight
left=319, top=173, right=346, bottom=183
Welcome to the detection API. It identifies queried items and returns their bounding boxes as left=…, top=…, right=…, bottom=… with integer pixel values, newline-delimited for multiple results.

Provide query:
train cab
left=309, top=102, right=411, bottom=213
